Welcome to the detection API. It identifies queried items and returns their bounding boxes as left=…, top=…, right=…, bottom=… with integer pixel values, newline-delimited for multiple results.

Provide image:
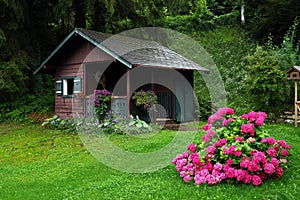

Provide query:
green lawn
left=0, top=123, right=299, bottom=200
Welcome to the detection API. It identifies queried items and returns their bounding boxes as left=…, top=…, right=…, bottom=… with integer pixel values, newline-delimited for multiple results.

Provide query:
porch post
left=151, top=71, right=156, bottom=122
left=127, top=69, right=131, bottom=116
left=295, top=80, right=298, bottom=127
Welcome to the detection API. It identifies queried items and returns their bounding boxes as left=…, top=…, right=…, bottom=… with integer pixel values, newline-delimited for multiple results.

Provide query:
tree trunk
left=73, top=0, right=86, bottom=28
left=241, top=0, right=245, bottom=24
left=92, top=0, right=106, bottom=32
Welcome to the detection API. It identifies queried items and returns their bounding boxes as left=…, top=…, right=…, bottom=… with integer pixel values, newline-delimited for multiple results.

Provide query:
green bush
left=0, top=94, right=54, bottom=122
left=193, top=26, right=256, bottom=115
left=245, top=20, right=300, bottom=118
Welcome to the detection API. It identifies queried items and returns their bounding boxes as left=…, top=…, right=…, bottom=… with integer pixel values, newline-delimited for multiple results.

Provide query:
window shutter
left=56, top=80, right=62, bottom=96
left=73, top=78, right=81, bottom=94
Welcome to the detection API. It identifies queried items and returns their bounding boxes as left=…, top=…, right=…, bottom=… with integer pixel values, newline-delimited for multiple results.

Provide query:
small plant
left=172, top=108, right=292, bottom=186
left=42, top=115, right=76, bottom=132
left=132, top=90, right=158, bottom=111
left=97, top=112, right=155, bottom=135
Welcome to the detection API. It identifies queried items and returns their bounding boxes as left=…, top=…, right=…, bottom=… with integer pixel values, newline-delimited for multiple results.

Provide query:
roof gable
left=34, top=28, right=210, bottom=75
left=287, top=66, right=300, bottom=74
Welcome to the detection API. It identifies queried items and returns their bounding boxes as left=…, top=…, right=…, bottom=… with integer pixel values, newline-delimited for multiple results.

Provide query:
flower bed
left=172, top=108, right=292, bottom=186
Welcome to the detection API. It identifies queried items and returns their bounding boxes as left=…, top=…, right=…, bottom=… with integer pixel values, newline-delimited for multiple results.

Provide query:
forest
left=0, top=0, right=300, bottom=122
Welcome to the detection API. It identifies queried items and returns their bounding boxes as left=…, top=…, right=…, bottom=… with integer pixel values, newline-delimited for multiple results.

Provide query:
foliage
left=243, top=0, right=300, bottom=43
left=245, top=20, right=300, bottom=117
left=0, top=94, right=54, bottom=122
left=132, top=90, right=158, bottom=111
left=173, top=108, right=292, bottom=186
left=96, top=113, right=155, bottom=135
left=27, top=112, right=54, bottom=124
left=42, top=115, right=76, bottom=132
left=161, top=14, right=215, bottom=33
left=193, top=26, right=256, bottom=115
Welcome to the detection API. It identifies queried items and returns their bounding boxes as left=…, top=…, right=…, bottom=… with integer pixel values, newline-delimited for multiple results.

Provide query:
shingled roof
left=34, top=28, right=209, bottom=75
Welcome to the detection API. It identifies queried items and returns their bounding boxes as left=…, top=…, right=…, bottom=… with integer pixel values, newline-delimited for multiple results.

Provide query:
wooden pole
left=295, top=80, right=298, bottom=127
left=127, top=69, right=131, bottom=117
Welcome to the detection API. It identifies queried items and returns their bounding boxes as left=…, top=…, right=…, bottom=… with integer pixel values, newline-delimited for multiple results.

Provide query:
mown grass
left=0, top=123, right=299, bottom=200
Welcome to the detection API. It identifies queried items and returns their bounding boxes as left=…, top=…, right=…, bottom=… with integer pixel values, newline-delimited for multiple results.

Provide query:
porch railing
left=85, top=96, right=127, bottom=117
left=111, top=96, right=127, bottom=116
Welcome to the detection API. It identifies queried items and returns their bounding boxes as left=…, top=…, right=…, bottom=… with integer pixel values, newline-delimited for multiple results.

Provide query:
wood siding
left=54, top=40, right=114, bottom=117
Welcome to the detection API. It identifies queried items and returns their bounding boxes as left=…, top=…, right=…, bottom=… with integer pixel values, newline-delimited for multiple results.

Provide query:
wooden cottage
left=34, top=28, right=209, bottom=123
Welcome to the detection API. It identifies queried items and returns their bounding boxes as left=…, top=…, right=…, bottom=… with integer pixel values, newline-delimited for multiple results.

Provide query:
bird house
left=287, top=66, right=300, bottom=80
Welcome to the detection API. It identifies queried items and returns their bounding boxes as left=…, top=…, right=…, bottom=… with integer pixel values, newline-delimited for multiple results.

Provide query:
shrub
left=0, top=94, right=54, bottom=122
left=245, top=20, right=300, bottom=118
left=42, top=115, right=76, bottom=132
left=172, top=108, right=292, bottom=186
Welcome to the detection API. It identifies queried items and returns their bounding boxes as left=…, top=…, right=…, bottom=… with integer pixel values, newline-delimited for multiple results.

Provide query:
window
left=56, top=77, right=81, bottom=97
left=63, top=78, right=74, bottom=95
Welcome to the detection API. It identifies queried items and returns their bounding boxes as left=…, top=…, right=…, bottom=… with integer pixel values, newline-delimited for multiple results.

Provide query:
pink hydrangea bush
left=172, top=108, right=292, bottom=186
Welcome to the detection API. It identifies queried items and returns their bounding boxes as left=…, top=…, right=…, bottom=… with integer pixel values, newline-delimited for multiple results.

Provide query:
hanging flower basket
left=132, top=90, right=158, bottom=112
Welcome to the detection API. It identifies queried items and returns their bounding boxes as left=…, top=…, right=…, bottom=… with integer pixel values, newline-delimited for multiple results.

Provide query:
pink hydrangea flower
left=235, top=136, right=244, bottom=143
left=263, top=163, right=275, bottom=174
left=241, top=114, right=249, bottom=119
left=252, top=175, right=262, bottom=186
left=267, top=138, right=276, bottom=145
left=180, top=171, right=186, bottom=177
left=225, top=167, right=235, bottom=178
left=183, top=151, right=189, bottom=158
left=220, top=138, right=227, bottom=144
left=256, top=117, right=265, bottom=126
left=277, top=140, right=291, bottom=148
left=187, top=144, right=197, bottom=152
left=206, top=146, right=216, bottom=154
left=266, top=148, right=277, bottom=157
left=226, top=108, right=235, bottom=115
left=270, top=158, right=279, bottom=167
left=257, top=112, right=267, bottom=119
left=233, top=150, right=242, bottom=157
left=222, top=118, right=234, bottom=126
left=248, top=112, right=258, bottom=122
left=243, top=172, right=253, bottom=184
left=202, top=123, right=212, bottom=131
left=183, top=175, right=191, bottom=182
left=214, top=163, right=223, bottom=171
left=241, top=123, right=255, bottom=136
left=281, top=149, right=289, bottom=156
left=240, top=157, right=250, bottom=168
